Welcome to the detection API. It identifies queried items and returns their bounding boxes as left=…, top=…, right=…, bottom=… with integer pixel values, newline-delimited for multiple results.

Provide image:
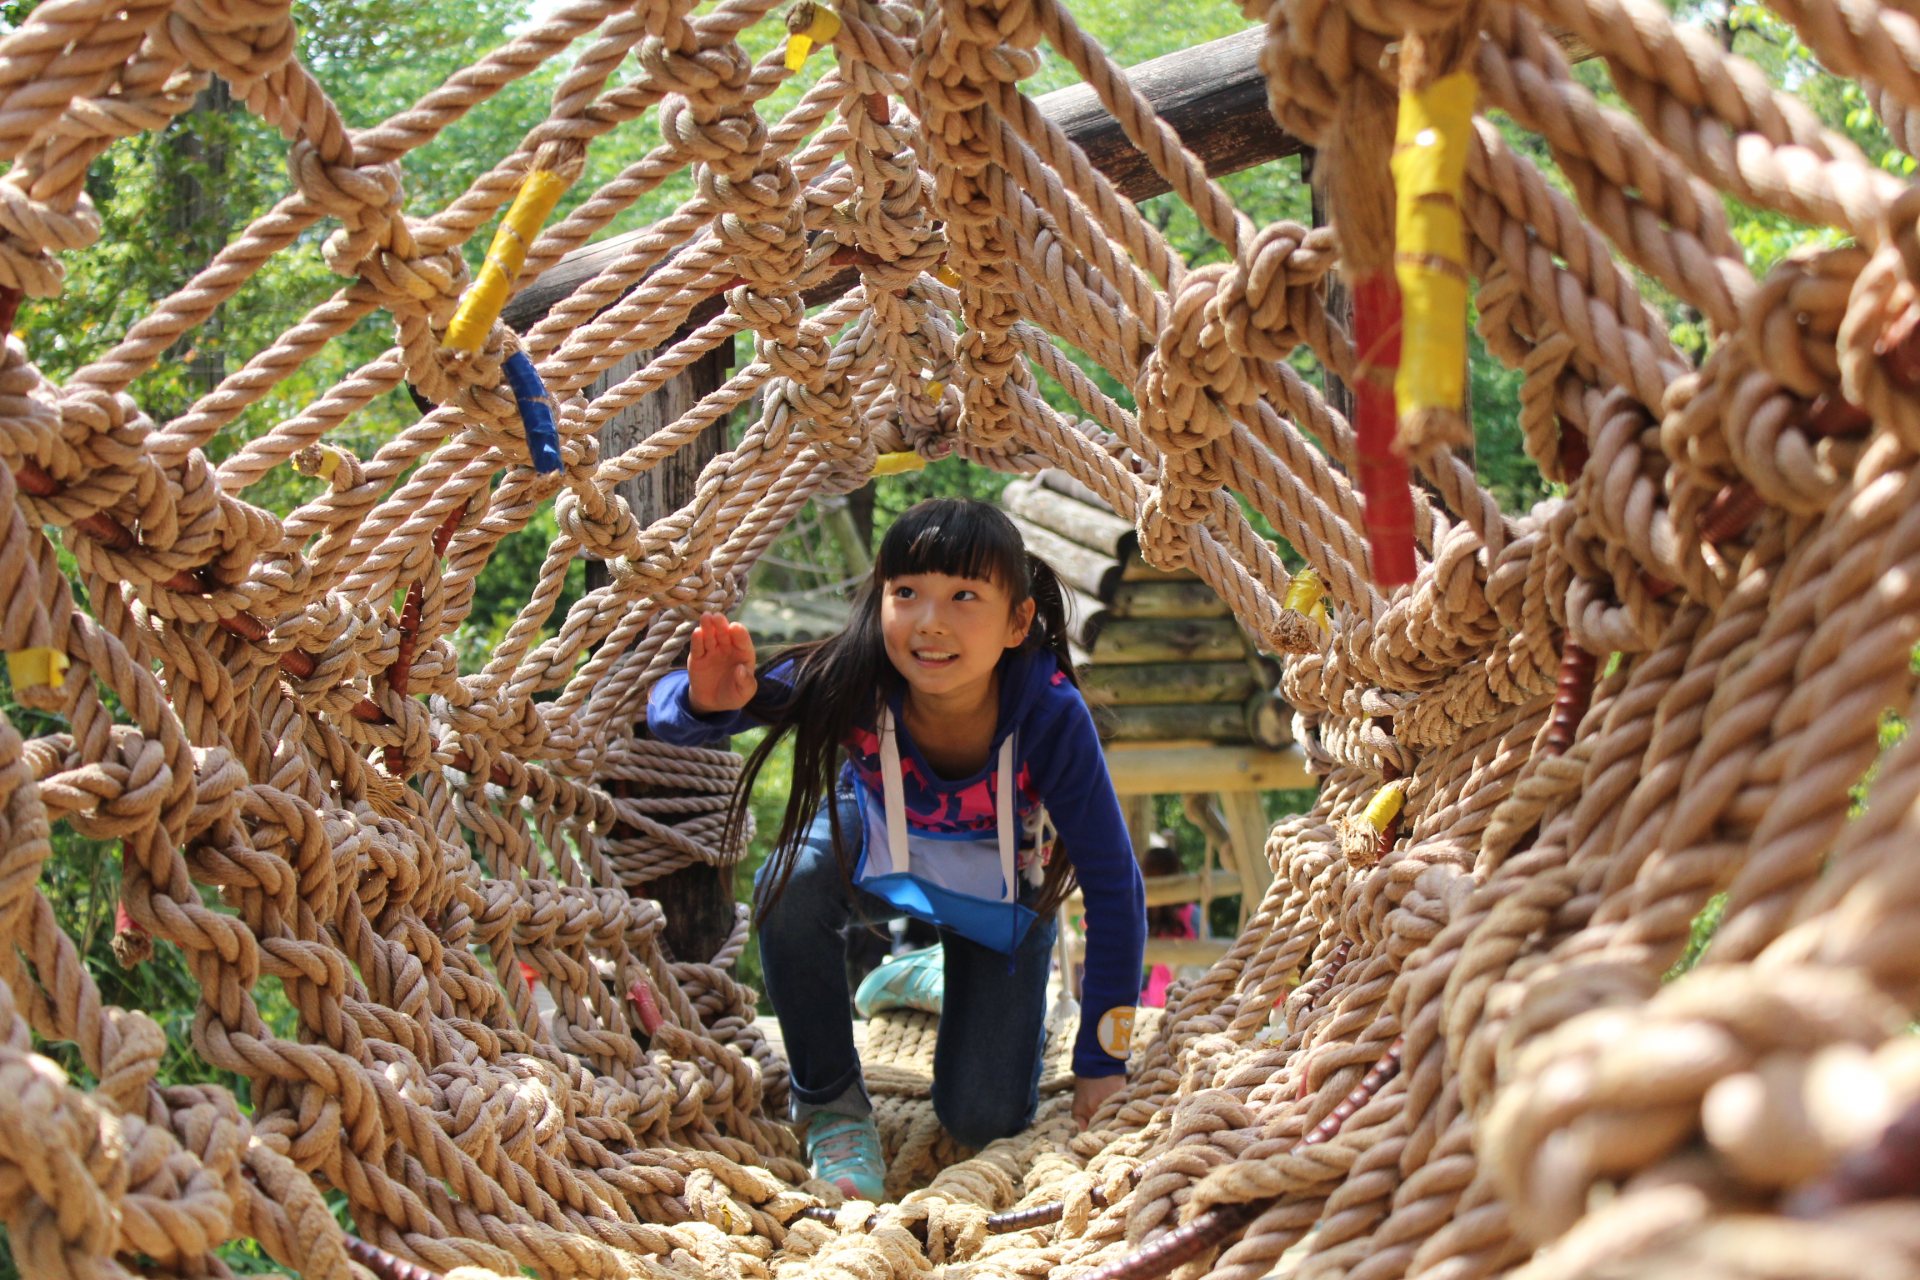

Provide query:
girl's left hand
left=1072, top=1074, right=1126, bottom=1131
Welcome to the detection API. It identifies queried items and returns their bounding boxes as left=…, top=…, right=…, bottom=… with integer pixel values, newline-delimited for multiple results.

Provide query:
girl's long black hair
left=728, top=498, right=1081, bottom=922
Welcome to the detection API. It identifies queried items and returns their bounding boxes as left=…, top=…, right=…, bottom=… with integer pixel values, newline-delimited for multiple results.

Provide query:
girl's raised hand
left=687, top=613, right=758, bottom=715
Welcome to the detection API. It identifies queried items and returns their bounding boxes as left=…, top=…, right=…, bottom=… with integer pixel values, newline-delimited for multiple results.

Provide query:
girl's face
left=881, top=571, right=1036, bottom=703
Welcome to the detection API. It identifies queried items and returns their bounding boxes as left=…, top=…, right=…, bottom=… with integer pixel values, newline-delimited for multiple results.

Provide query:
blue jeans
left=755, top=789, right=1058, bottom=1149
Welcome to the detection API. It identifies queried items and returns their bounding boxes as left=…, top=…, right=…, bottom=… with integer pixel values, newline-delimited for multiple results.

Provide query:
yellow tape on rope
left=444, top=168, right=572, bottom=354
left=1390, top=70, right=1476, bottom=418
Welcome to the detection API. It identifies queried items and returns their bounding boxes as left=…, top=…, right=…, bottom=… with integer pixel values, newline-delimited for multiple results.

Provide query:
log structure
left=1005, top=470, right=1293, bottom=751
left=1006, top=470, right=1312, bottom=944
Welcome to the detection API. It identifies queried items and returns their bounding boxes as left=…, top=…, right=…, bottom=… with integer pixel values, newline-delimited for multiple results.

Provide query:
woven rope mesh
left=1, top=0, right=1919, bottom=1276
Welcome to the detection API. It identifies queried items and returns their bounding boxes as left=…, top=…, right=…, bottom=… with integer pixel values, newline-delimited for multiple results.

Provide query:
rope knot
left=290, top=144, right=404, bottom=277
left=668, top=90, right=771, bottom=175
left=1217, top=222, right=1339, bottom=361
left=1139, top=276, right=1241, bottom=457
left=555, top=485, right=638, bottom=565
left=355, top=237, right=469, bottom=320
left=164, top=0, right=297, bottom=91
left=1138, top=490, right=1195, bottom=573
left=637, top=35, right=753, bottom=111
left=0, top=174, right=101, bottom=297
left=763, top=329, right=833, bottom=387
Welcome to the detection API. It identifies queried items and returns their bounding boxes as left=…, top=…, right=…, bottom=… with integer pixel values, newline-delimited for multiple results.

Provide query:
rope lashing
left=872, top=451, right=927, bottom=476
left=5, top=646, right=66, bottom=692
left=796, top=1176, right=1131, bottom=1236
left=444, top=168, right=573, bottom=354
left=629, top=975, right=666, bottom=1035
left=1872, top=296, right=1920, bottom=389
left=984, top=1182, right=1115, bottom=1233
left=1282, top=566, right=1331, bottom=630
left=292, top=442, right=349, bottom=480
left=1785, top=1095, right=1920, bottom=1217
left=784, top=1, right=843, bottom=70
left=384, top=500, right=468, bottom=774
left=1543, top=639, right=1599, bottom=757
left=502, top=351, right=563, bottom=474
left=1390, top=71, right=1476, bottom=448
left=1291, top=938, right=1355, bottom=1012
left=1352, top=274, right=1416, bottom=588
left=1363, top=778, right=1409, bottom=860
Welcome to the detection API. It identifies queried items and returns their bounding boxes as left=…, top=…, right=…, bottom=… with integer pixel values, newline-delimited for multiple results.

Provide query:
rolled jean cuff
left=790, top=1074, right=872, bottom=1126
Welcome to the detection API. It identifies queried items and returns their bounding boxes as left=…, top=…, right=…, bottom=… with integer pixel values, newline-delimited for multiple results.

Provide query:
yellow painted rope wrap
left=6, top=647, right=67, bottom=691
left=872, top=451, right=926, bottom=476
left=1362, top=779, right=1410, bottom=833
left=1389, top=70, right=1476, bottom=417
left=444, top=168, right=572, bottom=354
left=784, top=5, right=842, bottom=70
left=306, top=445, right=345, bottom=479
left=1282, top=567, right=1329, bottom=629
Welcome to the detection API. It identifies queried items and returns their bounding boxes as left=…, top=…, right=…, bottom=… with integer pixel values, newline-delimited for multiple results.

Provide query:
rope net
left=0, top=0, right=1917, bottom=1276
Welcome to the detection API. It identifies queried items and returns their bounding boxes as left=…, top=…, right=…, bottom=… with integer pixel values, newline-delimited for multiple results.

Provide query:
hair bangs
left=877, top=498, right=1030, bottom=593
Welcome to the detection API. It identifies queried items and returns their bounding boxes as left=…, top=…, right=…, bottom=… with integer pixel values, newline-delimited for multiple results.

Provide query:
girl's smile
left=881, top=572, right=1036, bottom=704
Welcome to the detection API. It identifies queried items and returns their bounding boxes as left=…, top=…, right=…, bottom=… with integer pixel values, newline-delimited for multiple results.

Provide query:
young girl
left=648, top=498, right=1145, bottom=1201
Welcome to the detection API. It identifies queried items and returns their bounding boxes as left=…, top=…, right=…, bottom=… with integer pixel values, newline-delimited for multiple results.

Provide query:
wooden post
left=1120, top=794, right=1155, bottom=864
left=582, top=338, right=732, bottom=593
left=1219, top=792, right=1276, bottom=907
left=1306, top=149, right=1355, bottom=429
left=585, top=332, right=738, bottom=965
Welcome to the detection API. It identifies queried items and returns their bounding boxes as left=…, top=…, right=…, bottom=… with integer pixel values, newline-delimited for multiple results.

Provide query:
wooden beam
left=506, top=27, right=1597, bottom=332
left=1083, top=660, right=1260, bottom=707
left=1088, top=617, right=1249, bottom=665
left=1143, top=868, right=1243, bottom=906
left=1070, top=935, right=1232, bottom=968
left=1101, top=702, right=1258, bottom=744
left=582, top=337, right=731, bottom=593
left=1105, top=742, right=1313, bottom=795
left=1120, top=794, right=1155, bottom=864
left=1037, top=27, right=1292, bottom=202
left=504, top=28, right=1292, bottom=329
left=1220, top=791, right=1276, bottom=903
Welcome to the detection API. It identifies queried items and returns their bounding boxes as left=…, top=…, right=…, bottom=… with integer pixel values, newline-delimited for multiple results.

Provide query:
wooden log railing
left=502, top=28, right=1293, bottom=330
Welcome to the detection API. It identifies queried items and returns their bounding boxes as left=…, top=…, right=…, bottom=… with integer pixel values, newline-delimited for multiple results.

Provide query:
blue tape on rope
left=502, top=351, right=563, bottom=474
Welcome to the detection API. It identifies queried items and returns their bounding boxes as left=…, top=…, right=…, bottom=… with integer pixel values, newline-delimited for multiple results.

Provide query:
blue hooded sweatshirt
left=648, top=646, right=1147, bottom=1078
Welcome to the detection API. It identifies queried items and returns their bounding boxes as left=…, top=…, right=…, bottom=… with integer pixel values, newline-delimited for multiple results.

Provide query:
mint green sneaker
left=854, top=945, right=944, bottom=1018
left=806, top=1112, right=885, bottom=1201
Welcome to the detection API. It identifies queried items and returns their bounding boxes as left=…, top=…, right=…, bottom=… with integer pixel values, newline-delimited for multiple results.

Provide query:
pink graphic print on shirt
left=844, top=726, right=1038, bottom=835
